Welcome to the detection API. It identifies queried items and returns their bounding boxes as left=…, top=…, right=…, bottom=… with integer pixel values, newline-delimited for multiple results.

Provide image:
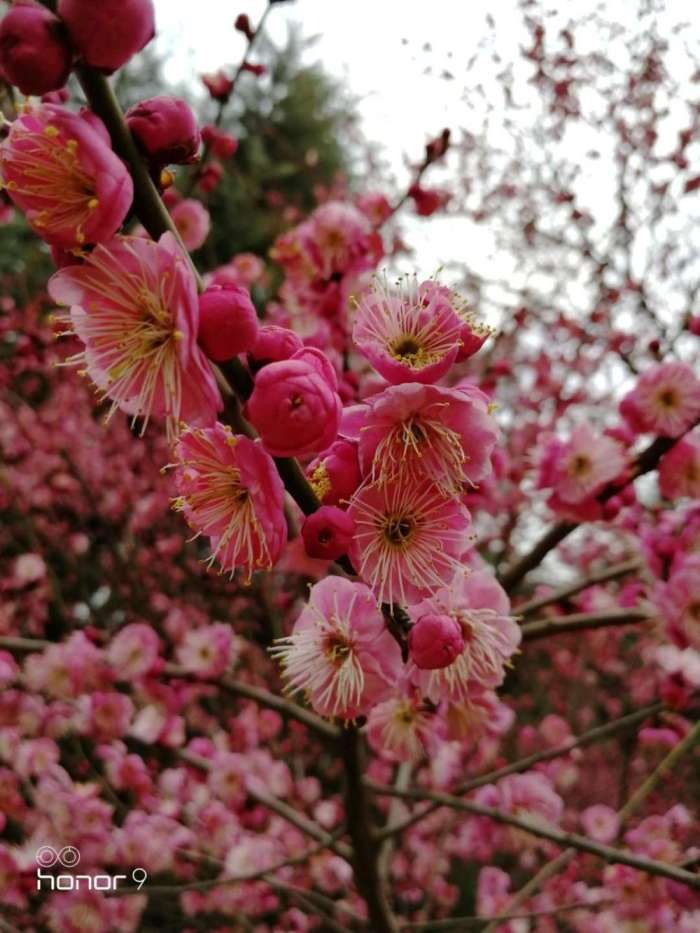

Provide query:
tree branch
left=516, top=558, right=642, bottom=616
left=178, top=748, right=352, bottom=861
left=374, top=702, right=665, bottom=842
left=340, top=727, right=399, bottom=933
left=163, top=664, right=340, bottom=741
left=521, top=608, right=653, bottom=642
left=368, top=783, right=700, bottom=891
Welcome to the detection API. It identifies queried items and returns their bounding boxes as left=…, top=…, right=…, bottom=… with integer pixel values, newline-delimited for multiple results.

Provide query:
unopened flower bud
left=198, top=284, right=259, bottom=361
left=302, top=506, right=355, bottom=560
left=58, top=0, right=155, bottom=74
left=242, top=62, right=266, bottom=77
left=0, top=5, right=72, bottom=96
left=247, top=356, right=341, bottom=458
left=234, top=13, right=254, bottom=40
left=202, top=71, right=233, bottom=101
left=126, top=96, right=201, bottom=167
left=249, top=325, right=303, bottom=368
left=409, top=614, right=464, bottom=670
left=198, top=160, right=224, bottom=193
left=307, top=439, right=361, bottom=506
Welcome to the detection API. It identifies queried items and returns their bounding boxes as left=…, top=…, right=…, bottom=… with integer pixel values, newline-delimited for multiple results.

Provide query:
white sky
left=153, top=0, right=511, bottom=275
left=153, top=0, right=700, bottom=309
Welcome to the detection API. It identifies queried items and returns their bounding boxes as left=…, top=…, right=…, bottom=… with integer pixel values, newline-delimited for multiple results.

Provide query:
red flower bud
left=234, top=13, right=254, bottom=40
left=198, top=284, right=259, bottom=361
left=302, top=506, right=355, bottom=560
left=0, top=4, right=72, bottom=96
left=242, top=62, right=266, bottom=77
left=58, top=0, right=155, bottom=74
left=202, top=70, right=234, bottom=101
left=126, top=96, right=201, bottom=167
left=198, top=161, right=224, bottom=194
left=249, top=325, right=303, bottom=368
left=409, top=614, right=464, bottom=670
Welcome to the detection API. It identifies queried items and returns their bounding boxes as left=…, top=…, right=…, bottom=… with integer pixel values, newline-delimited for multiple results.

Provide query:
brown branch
left=112, top=838, right=331, bottom=897
left=71, top=67, right=343, bottom=533
left=367, top=783, right=700, bottom=891
left=178, top=749, right=352, bottom=861
left=521, top=608, right=653, bottom=642
left=478, top=717, right=700, bottom=932
left=374, top=702, right=664, bottom=842
left=0, top=635, right=50, bottom=653
left=163, top=663, right=340, bottom=741
left=516, top=557, right=642, bottom=616
left=340, top=727, right=399, bottom=933
left=400, top=898, right=614, bottom=931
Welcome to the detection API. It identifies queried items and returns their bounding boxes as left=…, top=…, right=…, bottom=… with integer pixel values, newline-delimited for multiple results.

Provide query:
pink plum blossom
left=367, top=686, right=444, bottom=762
left=620, top=361, right=700, bottom=438
left=342, top=382, right=498, bottom=494
left=408, top=569, right=521, bottom=703
left=0, top=103, right=133, bottom=249
left=306, top=438, right=362, bottom=506
left=353, top=274, right=464, bottom=385
left=173, top=423, right=287, bottom=580
left=271, top=577, right=402, bottom=719
left=538, top=422, right=627, bottom=505
left=107, top=623, right=160, bottom=680
left=170, top=198, right=211, bottom=251
left=48, top=232, right=222, bottom=438
left=175, top=624, right=233, bottom=678
left=659, top=430, right=700, bottom=500
left=347, top=478, right=473, bottom=606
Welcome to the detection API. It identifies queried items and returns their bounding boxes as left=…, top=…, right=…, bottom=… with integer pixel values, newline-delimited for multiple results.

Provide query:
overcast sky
left=153, top=1, right=510, bottom=276
left=152, top=1, right=700, bottom=308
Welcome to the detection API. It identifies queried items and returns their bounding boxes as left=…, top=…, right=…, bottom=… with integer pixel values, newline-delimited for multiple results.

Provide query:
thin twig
left=521, top=608, right=653, bottom=641
left=178, top=749, right=352, bottom=861
left=374, top=702, right=664, bottom=842
left=479, top=720, right=700, bottom=932
left=516, top=558, right=642, bottom=616
left=368, top=784, right=700, bottom=891
left=498, top=428, right=695, bottom=593
left=163, top=664, right=340, bottom=741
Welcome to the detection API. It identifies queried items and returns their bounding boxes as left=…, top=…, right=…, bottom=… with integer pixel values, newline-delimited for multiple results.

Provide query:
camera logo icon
left=35, top=846, right=81, bottom=869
